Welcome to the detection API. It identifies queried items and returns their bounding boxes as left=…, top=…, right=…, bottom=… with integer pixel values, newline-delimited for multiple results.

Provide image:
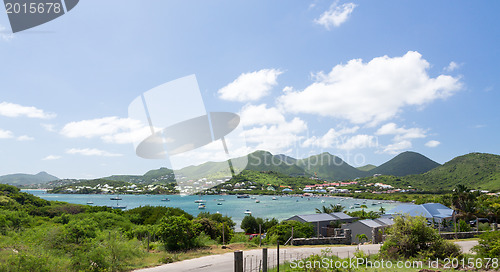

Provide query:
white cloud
left=43, top=155, right=61, bottom=160
left=302, top=126, right=359, bottom=148
left=0, top=25, right=14, bottom=42
left=16, top=135, right=34, bottom=141
left=425, top=140, right=441, bottom=148
left=338, top=134, right=377, bottom=150
left=41, top=123, right=57, bottom=132
left=278, top=51, right=462, bottom=126
left=383, top=140, right=412, bottom=154
left=0, top=102, right=55, bottom=119
left=376, top=123, right=426, bottom=141
left=0, top=129, right=14, bottom=139
left=314, top=1, right=357, bottom=30
left=243, top=117, right=307, bottom=154
left=218, top=69, right=283, bottom=102
left=66, top=148, right=122, bottom=157
left=61, top=116, right=152, bottom=144
left=240, top=104, right=285, bottom=126
left=444, top=61, right=461, bottom=72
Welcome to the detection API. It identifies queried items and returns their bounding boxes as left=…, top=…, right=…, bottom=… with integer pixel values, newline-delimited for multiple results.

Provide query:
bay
left=23, top=190, right=401, bottom=228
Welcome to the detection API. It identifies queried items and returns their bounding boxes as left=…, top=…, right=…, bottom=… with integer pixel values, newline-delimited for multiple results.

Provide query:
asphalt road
left=135, top=240, right=478, bottom=272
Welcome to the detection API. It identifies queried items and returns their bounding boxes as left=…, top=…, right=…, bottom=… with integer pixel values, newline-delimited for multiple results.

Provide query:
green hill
left=244, top=151, right=307, bottom=176
left=369, top=151, right=440, bottom=176
left=405, top=152, right=500, bottom=191
left=0, top=171, right=59, bottom=186
left=357, top=164, right=377, bottom=171
left=296, top=152, right=364, bottom=180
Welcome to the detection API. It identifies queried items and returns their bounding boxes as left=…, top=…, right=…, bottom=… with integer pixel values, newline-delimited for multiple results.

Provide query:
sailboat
left=110, top=194, right=122, bottom=200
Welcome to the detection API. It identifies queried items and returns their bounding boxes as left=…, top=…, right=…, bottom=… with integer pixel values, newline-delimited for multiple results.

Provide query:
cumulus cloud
left=278, top=51, right=462, bottom=126
left=0, top=129, right=14, bottom=139
left=314, top=1, right=357, bottom=29
left=243, top=117, right=307, bottom=154
left=425, top=140, right=441, bottom=147
left=16, top=135, right=34, bottom=141
left=240, top=104, right=285, bottom=126
left=444, top=61, right=461, bottom=72
left=218, top=69, right=283, bottom=102
left=61, top=116, right=152, bottom=144
left=376, top=123, right=426, bottom=141
left=66, top=148, right=122, bottom=157
left=382, top=140, right=412, bottom=154
left=302, top=126, right=359, bottom=148
left=43, top=155, right=61, bottom=160
left=0, top=102, right=55, bottom=119
left=337, top=134, right=377, bottom=150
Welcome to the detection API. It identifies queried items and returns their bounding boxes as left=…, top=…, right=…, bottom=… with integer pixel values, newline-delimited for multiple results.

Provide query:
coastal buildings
left=285, top=212, right=356, bottom=237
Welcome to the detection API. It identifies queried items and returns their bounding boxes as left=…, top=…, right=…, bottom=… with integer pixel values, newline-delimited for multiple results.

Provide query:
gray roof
left=358, top=219, right=383, bottom=228
left=373, top=218, right=394, bottom=226
left=386, top=203, right=453, bottom=219
left=330, top=212, right=353, bottom=220
left=290, top=213, right=335, bottom=222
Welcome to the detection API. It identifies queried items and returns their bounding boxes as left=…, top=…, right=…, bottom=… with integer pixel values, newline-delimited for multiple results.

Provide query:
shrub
left=156, top=215, right=200, bottom=251
left=380, top=215, right=461, bottom=260
left=473, top=231, right=500, bottom=258
left=265, top=220, right=314, bottom=244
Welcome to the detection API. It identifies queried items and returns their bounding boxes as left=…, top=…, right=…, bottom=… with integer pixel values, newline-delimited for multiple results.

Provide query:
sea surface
left=23, top=190, right=401, bottom=228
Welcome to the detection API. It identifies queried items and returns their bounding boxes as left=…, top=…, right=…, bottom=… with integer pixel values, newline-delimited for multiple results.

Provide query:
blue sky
left=0, top=0, right=498, bottom=179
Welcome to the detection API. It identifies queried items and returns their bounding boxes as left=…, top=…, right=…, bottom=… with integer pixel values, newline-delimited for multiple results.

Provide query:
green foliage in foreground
left=380, top=215, right=461, bottom=260
left=265, top=220, right=314, bottom=244
left=0, top=184, right=237, bottom=271
left=473, top=230, right=500, bottom=258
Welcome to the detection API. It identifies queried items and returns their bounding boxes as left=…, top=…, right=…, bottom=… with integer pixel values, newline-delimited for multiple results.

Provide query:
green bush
left=473, top=231, right=500, bottom=258
left=156, top=215, right=200, bottom=251
left=380, top=215, right=461, bottom=260
left=265, top=220, right=314, bottom=244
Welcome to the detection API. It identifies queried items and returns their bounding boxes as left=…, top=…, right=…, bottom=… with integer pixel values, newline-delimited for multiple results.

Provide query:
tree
left=379, top=206, right=386, bottom=215
left=156, top=215, right=200, bottom=251
left=380, top=215, right=461, bottom=260
left=315, top=204, right=344, bottom=214
left=241, top=215, right=259, bottom=233
left=356, top=234, right=369, bottom=244
left=265, top=220, right=314, bottom=244
left=360, top=205, right=368, bottom=217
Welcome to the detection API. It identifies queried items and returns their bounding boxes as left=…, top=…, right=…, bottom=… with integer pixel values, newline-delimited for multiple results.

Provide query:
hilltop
left=0, top=171, right=59, bottom=186
left=368, top=151, right=440, bottom=177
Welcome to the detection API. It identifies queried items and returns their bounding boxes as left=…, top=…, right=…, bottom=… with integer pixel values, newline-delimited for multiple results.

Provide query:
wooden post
left=259, top=224, right=262, bottom=247
left=277, top=240, right=280, bottom=272
left=234, top=251, right=243, bottom=272
left=147, top=231, right=150, bottom=251
left=222, top=222, right=225, bottom=247
left=262, top=248, right=268, bottom=272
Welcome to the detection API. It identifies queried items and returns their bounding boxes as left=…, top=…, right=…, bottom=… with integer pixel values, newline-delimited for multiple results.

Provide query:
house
left=385, top=203, right=454, bottom=223
left=285, top=213, right=355, bottom=237
left=342, top=218, right=394, bottom=244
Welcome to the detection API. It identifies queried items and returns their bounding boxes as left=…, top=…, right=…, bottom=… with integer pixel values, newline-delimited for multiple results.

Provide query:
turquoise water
left=23, top=190, right=401, bottom=227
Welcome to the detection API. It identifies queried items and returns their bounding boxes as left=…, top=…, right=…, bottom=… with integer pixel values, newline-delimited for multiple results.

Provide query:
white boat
left=218, top=199, right=225, bottom=201
left=195, top=199, right=206, bottom=203
left=198, top=204, right=206, bottom=209
left=244, top=210, right=252, bottom=215
left=321, top=200, right=325, bottom=203
left=251, top=196, right=256, bottom=199
left=217, top=202, right=223, bottom=205
left=272, top=197, right=277, bottom=200
left=161, top=198, right=170, bottom=202
left=110, top=195, right=122, bottom=200
left=255, top=200, right=260, bottom=203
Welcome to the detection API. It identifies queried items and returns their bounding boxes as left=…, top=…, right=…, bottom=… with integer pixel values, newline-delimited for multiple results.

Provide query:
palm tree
left=379, top=206, right=386, bottom=215
left=360, top=204, right=368, bottom=217
left=315, top=204, right=345, bottom=214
